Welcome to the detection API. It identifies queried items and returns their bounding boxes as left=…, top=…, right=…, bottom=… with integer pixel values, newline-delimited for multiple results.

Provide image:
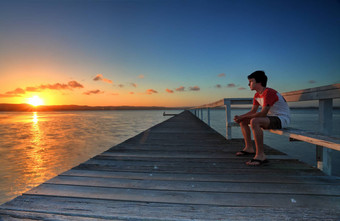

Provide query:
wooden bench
left=191, top=83, right=340, bottom=175
left=269, top=127, right=340, bottom=152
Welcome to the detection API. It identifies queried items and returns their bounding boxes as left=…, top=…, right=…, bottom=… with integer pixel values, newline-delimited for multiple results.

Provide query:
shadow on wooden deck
left=1, top=110, right=339, bottom=220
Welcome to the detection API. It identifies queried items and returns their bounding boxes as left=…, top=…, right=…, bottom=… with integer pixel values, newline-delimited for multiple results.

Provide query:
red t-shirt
left=253, top=88, right=290, bottom=128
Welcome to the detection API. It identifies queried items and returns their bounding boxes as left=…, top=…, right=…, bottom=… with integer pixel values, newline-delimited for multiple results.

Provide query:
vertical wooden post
left=201, top=108, right=203, bottom=120
left=225, top=99, right=232, bottom=139
left=207, top=108, right=210, bottom=126
left=317, top=98, right=333, bottom=175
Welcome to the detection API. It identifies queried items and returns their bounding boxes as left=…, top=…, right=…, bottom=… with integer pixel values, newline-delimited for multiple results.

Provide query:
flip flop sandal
left=236, top=150, right=254, bottom=156
left=246, top=159, right=269, bottom=166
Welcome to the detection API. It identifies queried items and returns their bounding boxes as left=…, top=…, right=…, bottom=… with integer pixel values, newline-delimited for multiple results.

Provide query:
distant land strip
left=0, top=103, right=338, bottom=112
left=0, top=104, right=187, bottom=112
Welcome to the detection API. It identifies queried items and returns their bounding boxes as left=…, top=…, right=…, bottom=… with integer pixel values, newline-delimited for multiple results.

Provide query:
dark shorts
left=267, top=116, right=282, bottom=129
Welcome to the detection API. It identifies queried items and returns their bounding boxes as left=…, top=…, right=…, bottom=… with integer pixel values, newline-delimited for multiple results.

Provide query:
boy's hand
left=234, top=115, right=241, bottom=123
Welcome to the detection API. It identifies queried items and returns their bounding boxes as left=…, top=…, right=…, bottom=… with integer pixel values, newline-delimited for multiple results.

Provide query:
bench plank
left=269, top=128, right=340, bottom=151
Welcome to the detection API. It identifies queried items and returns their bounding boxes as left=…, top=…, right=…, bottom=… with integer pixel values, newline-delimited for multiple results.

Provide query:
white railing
left=189, top=84, right=340, bottom=176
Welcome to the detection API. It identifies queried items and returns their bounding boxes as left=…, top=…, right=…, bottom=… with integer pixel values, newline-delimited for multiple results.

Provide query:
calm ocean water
left=0, top=109, right=339, bottom=205
left=0, top=110, right=180, bottom=205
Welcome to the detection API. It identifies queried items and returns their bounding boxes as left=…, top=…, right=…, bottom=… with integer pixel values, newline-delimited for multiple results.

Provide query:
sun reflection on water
left=19, top=112, right=48, bottom=195
left=32, top=112, right=38, bottom=124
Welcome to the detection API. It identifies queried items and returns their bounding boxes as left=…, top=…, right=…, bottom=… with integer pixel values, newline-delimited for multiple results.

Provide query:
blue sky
left=0, top=0, right=339, bottom=106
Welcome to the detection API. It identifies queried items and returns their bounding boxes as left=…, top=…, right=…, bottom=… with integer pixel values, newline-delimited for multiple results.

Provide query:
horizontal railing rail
left=189, top=83, right=340, bottom=175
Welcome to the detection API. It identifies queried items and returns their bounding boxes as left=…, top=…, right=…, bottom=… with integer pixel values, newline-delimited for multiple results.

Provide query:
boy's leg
left=238, top=119, right=254, bottom=153
left=249, top=117, right=270, bottom=161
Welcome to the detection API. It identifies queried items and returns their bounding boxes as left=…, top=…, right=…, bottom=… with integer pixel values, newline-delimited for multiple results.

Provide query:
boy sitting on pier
left=234, top=70, right=290, bottom=166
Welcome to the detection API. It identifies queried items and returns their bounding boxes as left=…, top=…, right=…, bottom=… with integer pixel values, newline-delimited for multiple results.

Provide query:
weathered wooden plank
left=99, top=151, right=286, bottom=159
left=0, top=209, right=115, bottom=221
left=281, top=83, right=340, bottom=102
left=46, top=175, right=340, bottom=196
left=269, top=127, right=340, bottom=151
left=79, top=158, right=317, bottom=172
left=2, top=196, right=339, bottom=221
left=109, top=141, right=283, bottom=154
left=193, top=98, right=225, bottom=108
left=24, top=184, right=340, bottom=208
left=62, top=169, right=339, bottom=184
left=94, top=152, right=289, bottom=161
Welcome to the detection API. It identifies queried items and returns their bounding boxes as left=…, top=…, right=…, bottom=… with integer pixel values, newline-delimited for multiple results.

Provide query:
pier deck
left=1, top=111, right=340, bottom=220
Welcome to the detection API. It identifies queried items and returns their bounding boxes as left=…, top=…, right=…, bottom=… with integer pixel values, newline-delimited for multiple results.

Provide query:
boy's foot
left=246, top=159, right=269, bottom=166
left=236, top=150, right=254, bottom=156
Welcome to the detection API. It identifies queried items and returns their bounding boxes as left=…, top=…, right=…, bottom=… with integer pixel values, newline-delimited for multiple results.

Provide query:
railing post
left=316, top=98, right=333, bottom=175
left=201, top=108, right=203, bottom=120
left=207, top=108, right=210, bottom=126
left=224, top=99, right=232, bottom=139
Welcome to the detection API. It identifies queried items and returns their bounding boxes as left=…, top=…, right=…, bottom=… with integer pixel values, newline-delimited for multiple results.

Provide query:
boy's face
left=248, top=78, right=257, bottom=90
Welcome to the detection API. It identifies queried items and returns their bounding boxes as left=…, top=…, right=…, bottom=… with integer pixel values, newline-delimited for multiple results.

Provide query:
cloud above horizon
left=218, top=73, right=226, bottom=77
left=166, top=88, right=174, bottom=93
left=189, top=86, right=200, bottom=91
left=0, top=88, right=26, bottom=98
left=83, top=89, right=104, bottom=95
left=227, top=83, right=236, bottom=88
left=146, top=89, right=158, bottom=94
left=93, top=74, right=113, bottom=84
left=176, top=86, right=185, bottom=92
left=0, top=81, right=84, bottom=98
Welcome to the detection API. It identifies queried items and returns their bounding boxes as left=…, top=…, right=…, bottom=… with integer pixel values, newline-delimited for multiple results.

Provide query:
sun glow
left=27, top=96, right=44, bottom=106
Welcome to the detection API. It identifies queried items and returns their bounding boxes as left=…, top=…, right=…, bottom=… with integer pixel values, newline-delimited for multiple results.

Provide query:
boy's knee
left=239, top=120, right=248, bottom=127
left=250, top=118, right=259, bottom=128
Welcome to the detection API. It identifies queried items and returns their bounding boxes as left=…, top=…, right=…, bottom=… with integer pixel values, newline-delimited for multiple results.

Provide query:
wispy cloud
left=93, top=74, right=113, bottom=84
left=0, top=94, right=17, bottom=98
left=166, top=88, right=174, bottom=93
left=238, top=87, right=246, bottom=90
left=0, top=81, right=84, bottom=98
left=7, top=88, right=26, bottom=95
left=308, top=80, right=316, bottom=84
left=138, top=74, right=145, bottom=79
left=146, top=89, right=158, bottom=94
left=227, top=83, right=236, bottom=88
left=68, top=81, right=84, bottom=88
left=176, top=86, right=185, bottom=92
left=29, top=81, right=84, bottom=91
left=215, top=84, right=222, bottom=88
left=189, top=86, right=200, bottom=91
left=129, top=92, right=134, bottom=95
left=118, top=84, right=124, bottom=88
left=218, top=73, right=225, bottom=77
left=130, top=83, right=137, bottom=88
left=83, top=89, right=104, bottom=95
left=0, top=88, right=26, bottom=97
left=25, top=87, right=40, bottom=92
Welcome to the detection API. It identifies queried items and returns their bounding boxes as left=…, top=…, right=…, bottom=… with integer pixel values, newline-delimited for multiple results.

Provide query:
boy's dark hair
left=248, top=70, right=267, bottom=87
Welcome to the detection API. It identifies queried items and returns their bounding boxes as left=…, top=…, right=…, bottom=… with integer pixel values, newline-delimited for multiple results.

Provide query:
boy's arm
left=248, top=105, right=271, bottom=118
left=234, top=105, right=259, bottom=123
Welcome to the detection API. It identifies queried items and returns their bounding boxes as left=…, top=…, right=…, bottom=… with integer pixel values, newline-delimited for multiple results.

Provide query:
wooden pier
left=1, top=111, right=340, bottom=220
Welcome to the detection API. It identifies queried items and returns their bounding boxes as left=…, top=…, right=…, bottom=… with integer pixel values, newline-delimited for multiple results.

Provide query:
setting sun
left=27, top=96, right=44, bottom=106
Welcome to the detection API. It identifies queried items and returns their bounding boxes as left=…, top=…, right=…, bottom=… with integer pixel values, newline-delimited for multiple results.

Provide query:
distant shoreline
left=1, top=103, right=339, bottom=112
left=0, top=103, right=187, bottom=112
